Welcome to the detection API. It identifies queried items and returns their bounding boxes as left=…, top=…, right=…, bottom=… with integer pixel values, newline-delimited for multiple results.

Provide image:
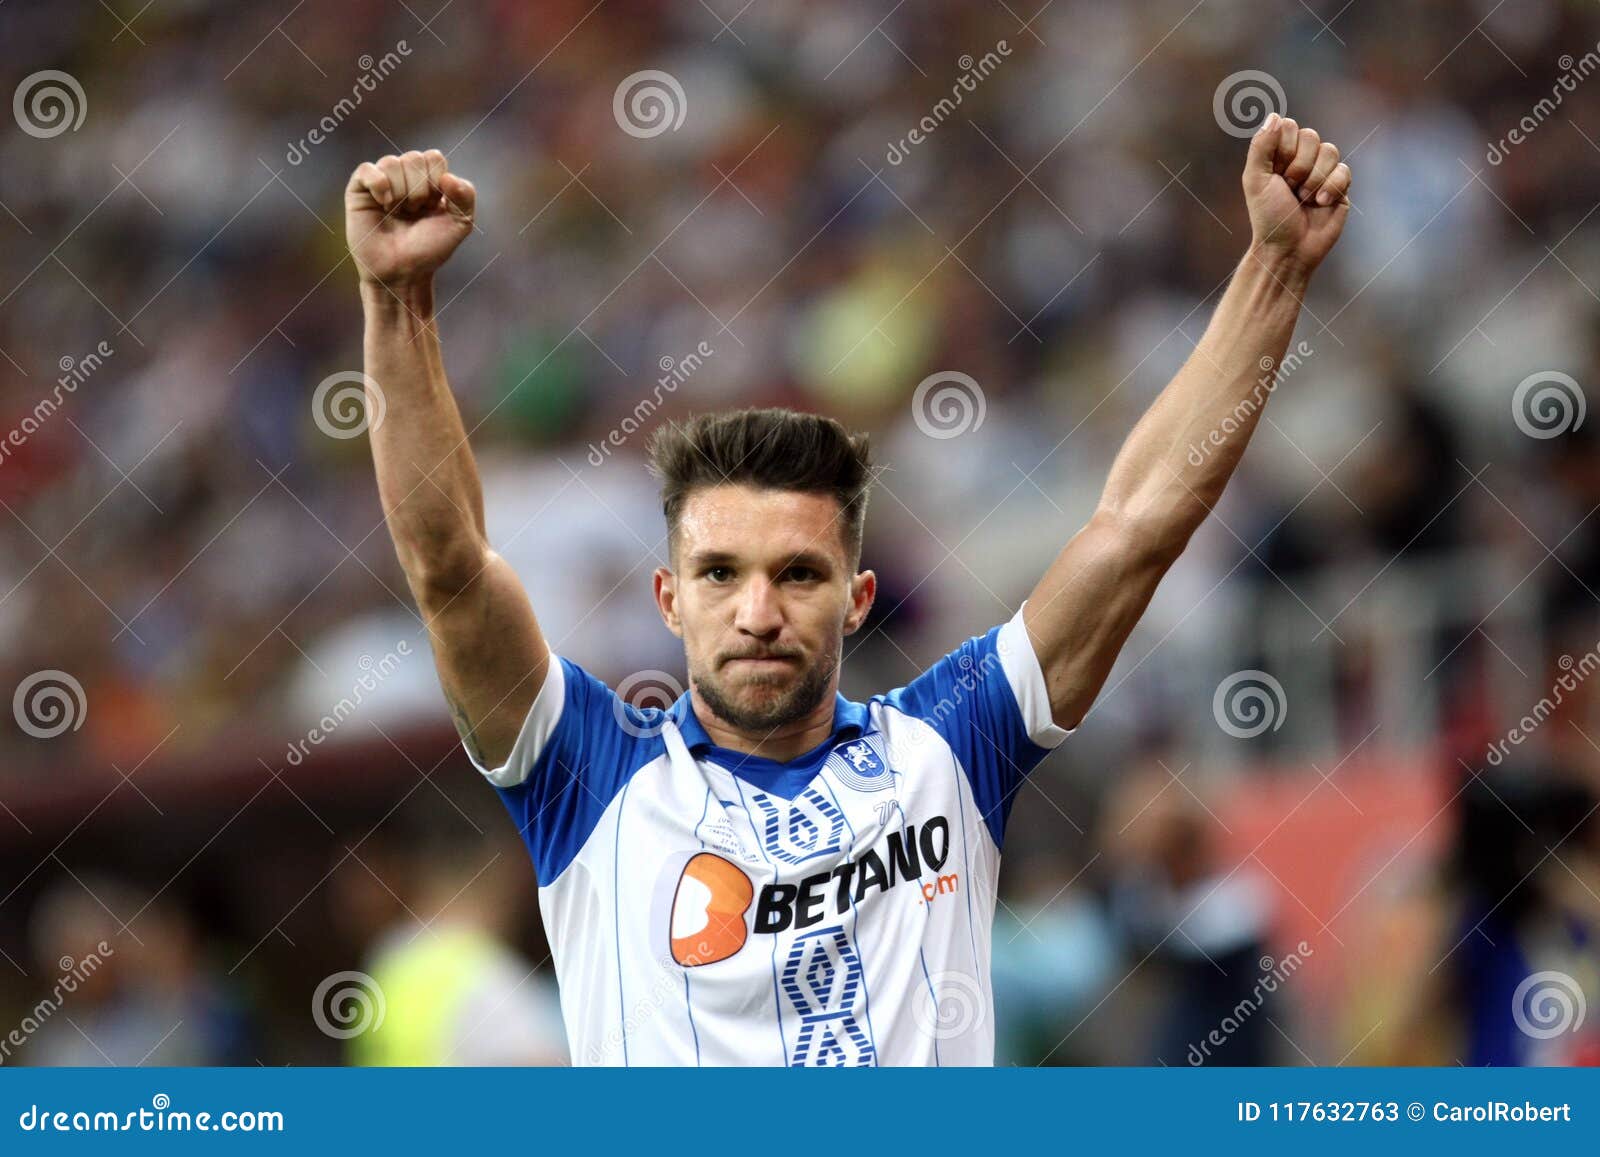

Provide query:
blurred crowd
left=2, top=0, right=1600, bottom=1065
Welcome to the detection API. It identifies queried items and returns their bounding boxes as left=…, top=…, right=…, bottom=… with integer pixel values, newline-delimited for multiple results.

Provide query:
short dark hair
left=646, top=407, right=874, bottom=566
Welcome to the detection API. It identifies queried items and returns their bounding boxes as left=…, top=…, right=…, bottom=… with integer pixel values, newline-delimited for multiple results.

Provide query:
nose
left=733, top=574, right=783, bottom=639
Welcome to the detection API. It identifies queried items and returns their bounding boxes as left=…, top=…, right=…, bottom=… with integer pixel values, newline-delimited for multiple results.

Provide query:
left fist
left=1243, top=113, right=1352, bottom=275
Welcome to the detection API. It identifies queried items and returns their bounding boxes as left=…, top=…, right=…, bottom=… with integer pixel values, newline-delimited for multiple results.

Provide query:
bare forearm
left=1097, top=246, right=1309, bottom=551
left=361, top=278, right=487, bottom=589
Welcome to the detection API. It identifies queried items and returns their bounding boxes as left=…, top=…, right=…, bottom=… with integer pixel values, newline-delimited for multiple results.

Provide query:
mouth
left=724, top=656, right=799, bottom=672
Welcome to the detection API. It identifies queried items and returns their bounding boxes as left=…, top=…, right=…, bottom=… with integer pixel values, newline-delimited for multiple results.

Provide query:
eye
left=783, top=565, right=820, bottom=583
left=704, top=565, right=734, bottom=583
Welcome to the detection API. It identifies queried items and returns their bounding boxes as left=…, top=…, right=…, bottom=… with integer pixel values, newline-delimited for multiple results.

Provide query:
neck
left=691, top=687, right=840, bottom=762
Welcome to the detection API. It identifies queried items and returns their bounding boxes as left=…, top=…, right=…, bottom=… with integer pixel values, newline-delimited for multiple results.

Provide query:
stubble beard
left=694, top=641, right=839, bottom=735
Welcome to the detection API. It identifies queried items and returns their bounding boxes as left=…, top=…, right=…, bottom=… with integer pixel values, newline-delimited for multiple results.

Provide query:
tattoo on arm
left=444, top=689, right=487, bottom=766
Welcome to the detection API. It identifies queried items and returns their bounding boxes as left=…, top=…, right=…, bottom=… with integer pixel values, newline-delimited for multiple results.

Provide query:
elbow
left=1087, top=502, right=1197, bottom=570
left=400, top=535, right=491, bottom=601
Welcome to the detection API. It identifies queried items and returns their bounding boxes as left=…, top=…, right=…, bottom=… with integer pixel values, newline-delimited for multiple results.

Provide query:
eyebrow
left=685, top=548, right=836, bottom=572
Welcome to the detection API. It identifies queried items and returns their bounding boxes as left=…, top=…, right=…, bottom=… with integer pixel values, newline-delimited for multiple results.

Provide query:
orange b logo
left=670, top=852, right=753, bottom=967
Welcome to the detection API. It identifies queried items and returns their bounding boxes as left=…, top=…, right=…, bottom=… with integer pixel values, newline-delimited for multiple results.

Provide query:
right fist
left=345, top=149, right=475, bottom=289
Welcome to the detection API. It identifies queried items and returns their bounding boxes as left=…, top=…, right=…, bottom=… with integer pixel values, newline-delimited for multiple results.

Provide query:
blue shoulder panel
left=494, top=657, right=668, bottom=884
left=879, top=623, right=1050, bottom=848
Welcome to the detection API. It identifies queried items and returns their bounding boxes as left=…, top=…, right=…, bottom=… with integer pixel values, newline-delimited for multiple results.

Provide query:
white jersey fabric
left=468, top=602, right=1070, bottom=1066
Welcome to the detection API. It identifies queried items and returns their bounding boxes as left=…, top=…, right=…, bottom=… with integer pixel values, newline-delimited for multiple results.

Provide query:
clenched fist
left=1242, top=113, right=1352, bottom=276
left=346, top=149, right=476, bottom=289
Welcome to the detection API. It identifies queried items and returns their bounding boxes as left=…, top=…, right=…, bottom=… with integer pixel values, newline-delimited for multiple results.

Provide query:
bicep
left=1023, top=513, right=1171, bottom=730
left=416, top=548, right=549, bottom=770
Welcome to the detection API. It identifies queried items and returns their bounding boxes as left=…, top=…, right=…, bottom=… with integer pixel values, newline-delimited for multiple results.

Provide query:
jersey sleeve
left=465, top=655, right=658, bottom=884
left=881, top=601, right=1071, bottom=848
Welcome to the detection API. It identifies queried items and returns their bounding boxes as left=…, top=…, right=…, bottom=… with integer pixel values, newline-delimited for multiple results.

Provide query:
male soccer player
left=345, top=111, right=1350, bottom=1066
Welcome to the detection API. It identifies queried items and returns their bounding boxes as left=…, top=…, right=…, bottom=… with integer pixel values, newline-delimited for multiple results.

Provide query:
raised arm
left=1024, top=114, right=1352, bottom=729
left=346, top=149, right=548, bottom=769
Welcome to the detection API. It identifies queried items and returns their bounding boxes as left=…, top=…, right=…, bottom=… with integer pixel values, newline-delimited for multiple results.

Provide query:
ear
left=654, top=566, right=683, bottom=638
left=843, top=568, right=876, bottom=635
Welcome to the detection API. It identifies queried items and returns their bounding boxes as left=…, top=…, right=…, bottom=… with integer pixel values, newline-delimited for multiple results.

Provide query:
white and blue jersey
left=468, top=603, right=1070, bottom=1066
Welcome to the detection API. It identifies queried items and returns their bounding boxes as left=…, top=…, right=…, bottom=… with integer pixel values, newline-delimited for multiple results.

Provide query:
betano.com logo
left=665, top=815, right=957, bottom=966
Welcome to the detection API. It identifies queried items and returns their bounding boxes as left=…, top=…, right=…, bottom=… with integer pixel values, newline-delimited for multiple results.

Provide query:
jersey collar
left=670, top=691, right=870, bottom=759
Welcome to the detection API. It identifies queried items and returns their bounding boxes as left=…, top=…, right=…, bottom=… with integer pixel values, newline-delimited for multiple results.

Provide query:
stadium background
left=2, top=0, right=1599, bottom=1066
